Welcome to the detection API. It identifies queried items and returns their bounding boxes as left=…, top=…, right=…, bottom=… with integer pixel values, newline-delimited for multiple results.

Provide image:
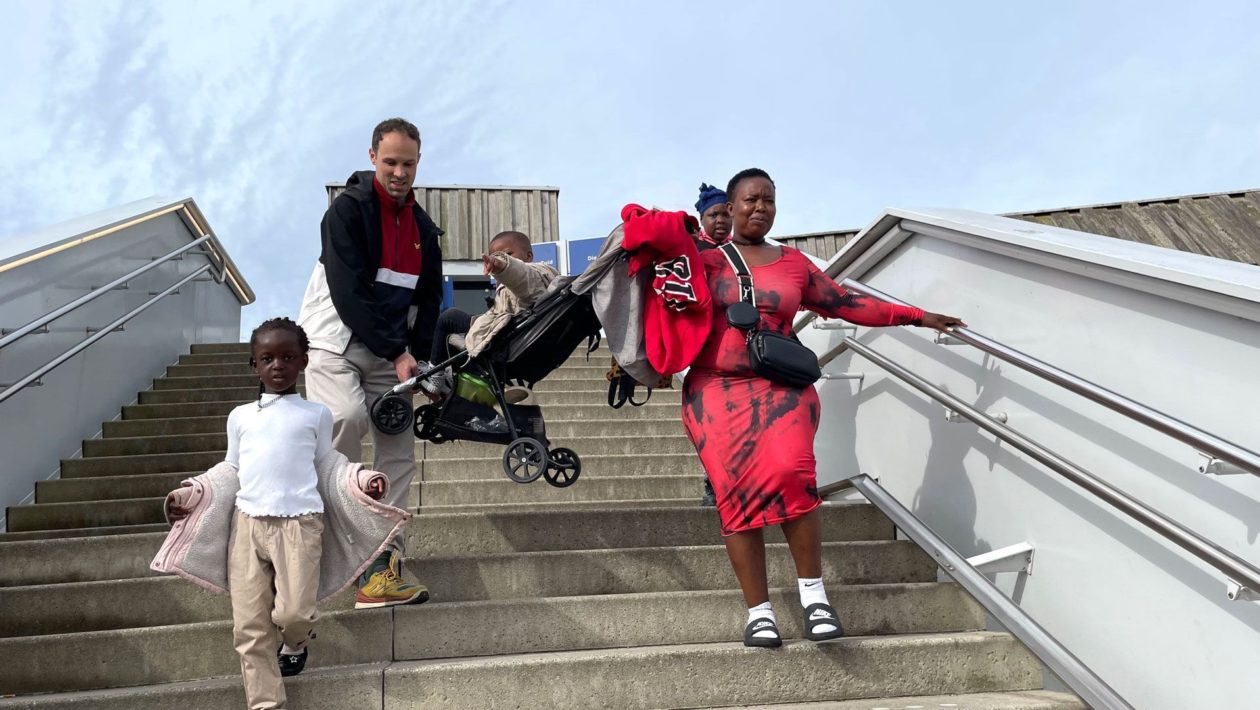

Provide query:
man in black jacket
left=297, top=117, right=442, bottom=608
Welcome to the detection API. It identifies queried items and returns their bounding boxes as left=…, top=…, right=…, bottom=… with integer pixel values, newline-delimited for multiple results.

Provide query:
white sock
left=799, top=577, right=837, bottom=634
left=747, top=601, right=778, bottom=639
left=280, top=643, right=304, bottom=655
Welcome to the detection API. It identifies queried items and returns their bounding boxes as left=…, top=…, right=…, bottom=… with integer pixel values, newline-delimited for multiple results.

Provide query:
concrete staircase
left=0, top=343, right=1084, bottom=709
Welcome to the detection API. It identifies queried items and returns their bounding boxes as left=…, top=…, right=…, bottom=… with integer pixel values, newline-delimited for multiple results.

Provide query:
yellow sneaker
left=354, top=553, right=430, bottom=609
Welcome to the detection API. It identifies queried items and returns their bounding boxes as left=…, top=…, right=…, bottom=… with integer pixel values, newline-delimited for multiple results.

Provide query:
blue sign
left=566, top=237, right=605, bottom=276
left=532, top=242, right=560, bottom=271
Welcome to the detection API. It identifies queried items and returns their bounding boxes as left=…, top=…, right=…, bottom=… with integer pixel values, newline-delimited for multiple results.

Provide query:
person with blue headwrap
left=695, top=183, right=731, bottom=251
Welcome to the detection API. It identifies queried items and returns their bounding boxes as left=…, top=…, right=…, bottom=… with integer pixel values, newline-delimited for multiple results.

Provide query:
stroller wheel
left=543, top=447, right=581, bottom=488
left=370, top=393, right=413, bottom=436
left=413, top=404, right=441, bottom=441
left=502, top=437, right=548, bottom=484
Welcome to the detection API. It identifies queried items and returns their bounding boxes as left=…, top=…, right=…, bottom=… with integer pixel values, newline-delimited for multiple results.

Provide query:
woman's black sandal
left=803, top=602, right=845, bottom=641
left=743, top=616, right=783, bottom=648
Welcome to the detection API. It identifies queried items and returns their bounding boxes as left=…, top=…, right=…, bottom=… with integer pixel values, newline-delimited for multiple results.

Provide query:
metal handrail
left=830, top=279, right=1260, bottom=479
left=841, top=336, right=1260, bottom=597
left=0, top=235, right=217, bottom=351
left=0, top=265, right=216, bottom=404
left=837, top=473, right=1134, bottom=710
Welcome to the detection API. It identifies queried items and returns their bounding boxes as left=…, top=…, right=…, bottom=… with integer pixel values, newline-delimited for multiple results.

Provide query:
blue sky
left=3, top=0, right=1260, bottom=330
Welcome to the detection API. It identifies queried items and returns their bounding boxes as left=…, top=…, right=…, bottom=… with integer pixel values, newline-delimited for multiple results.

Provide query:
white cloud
left=3, top=0, right=1260, bottom=336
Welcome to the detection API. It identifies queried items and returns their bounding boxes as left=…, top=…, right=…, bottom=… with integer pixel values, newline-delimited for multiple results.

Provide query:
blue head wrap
left=695, top=183, right=727, bottom=217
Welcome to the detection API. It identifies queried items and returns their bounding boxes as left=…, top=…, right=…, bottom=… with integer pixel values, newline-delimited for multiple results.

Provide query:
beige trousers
left=306, top=340, right=416, bottom=552
left=229, top=510, right=323, bottom=710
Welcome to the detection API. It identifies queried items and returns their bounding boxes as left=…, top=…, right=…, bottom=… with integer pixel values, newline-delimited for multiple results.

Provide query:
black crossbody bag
left=719, top=242, right=822, bottom=389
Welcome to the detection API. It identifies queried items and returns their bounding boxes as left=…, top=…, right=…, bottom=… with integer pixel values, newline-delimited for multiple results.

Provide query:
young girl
left=221, top=317, right=331, bottom=707
left=167, top=318, right=338, bottom=708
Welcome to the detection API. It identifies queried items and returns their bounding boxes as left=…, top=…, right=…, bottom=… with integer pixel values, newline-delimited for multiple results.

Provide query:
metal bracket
left=967, top=542, right=1035, bottom=576
left=812, top=319, right=857, bottom=333
left=945, top=408, right=1007, bottom=424
left=1199, top=453, right=1248, bottom=476
left=85, top=325, right=126, bottom=334
left=934, top=331, right=965, bottom=346
left=0, top=378, right=42, bottom=389
left=1227, top=579, right=1259, bottom=602
left=1, top=325, right=50, bottom=336
left=820, top=373, right=864, bottom=383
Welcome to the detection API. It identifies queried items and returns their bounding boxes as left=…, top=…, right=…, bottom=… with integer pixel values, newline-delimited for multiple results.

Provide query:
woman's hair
left=248, top=317, right=310, bottom=402
left=726, top=168, right=775, bottom=199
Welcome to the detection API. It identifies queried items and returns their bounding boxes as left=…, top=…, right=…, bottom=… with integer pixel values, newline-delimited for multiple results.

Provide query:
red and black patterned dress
left=682, top=246, right=923, bottom=535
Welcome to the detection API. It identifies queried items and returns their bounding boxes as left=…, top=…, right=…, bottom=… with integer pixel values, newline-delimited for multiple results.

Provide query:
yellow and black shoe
left=354, top=552, right=430, bottom=609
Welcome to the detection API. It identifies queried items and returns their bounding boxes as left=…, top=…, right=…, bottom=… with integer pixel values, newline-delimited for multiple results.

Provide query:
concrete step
left=151, top=373, right=623, bottom=393
left=121, top=400, right=243, bottom=420
left=84, top=429, right=689, bottom=460
left=83, top=433, right=225, bottom=457
left=119, top=400, right=680, bottom=421
left=382, top=632, right=1043, bottom=709
left=6, top=497, right=164, bottom=532
left=0, top=585, right=980, bottom=693
left=0, top=503, right=892, bottom=586
left=37, top=472, right=193, bottom=503
left=723, top=691, right=1086, bottom=709
left=134, top=385, right=658, bottom=406
left=101, top=416, right=684, bottom=442
left=0, top=608, right=393, bottom=697
left=60, top=450, right=225, bottom=478
left=138, top=387, right=300, bottom=405
left=102, top=415, right=229, bottom=438
left=1, top=541, right=932, bottom=636
left=416, top=474, right=699, bottom=506
left=416, top=434, right=690, bottom=461
left=0, top=523, right=168, bottom=543
left=165, top=363, right=621, bottom=379
left=420, top=452, right=700, bottom=481
left=174, top=349, right=613, bottom=367
left=19, top=472, right=704, bottom=529
left=190, top=343, right=252, bottom=354
left=0, top=663, right=387, bottom=709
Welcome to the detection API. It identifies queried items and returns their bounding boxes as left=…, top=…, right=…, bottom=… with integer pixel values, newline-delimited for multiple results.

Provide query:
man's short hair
left=371, top=118, right=421, bottom=152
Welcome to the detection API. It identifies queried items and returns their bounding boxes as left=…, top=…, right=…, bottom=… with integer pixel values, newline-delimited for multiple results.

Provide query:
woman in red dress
left=681, top=168, right=964, bottom=647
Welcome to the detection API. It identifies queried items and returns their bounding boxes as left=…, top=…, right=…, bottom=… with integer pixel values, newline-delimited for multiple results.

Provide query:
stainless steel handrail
left=0, top=235, right=217, bottom=352
left=840, top=473, right=1134, bottom=710
left=835, top=279, right=1260, bottom=479
left=842, top=336, right=1260, bottom=596
left=0, top=265, right=216, bottom=404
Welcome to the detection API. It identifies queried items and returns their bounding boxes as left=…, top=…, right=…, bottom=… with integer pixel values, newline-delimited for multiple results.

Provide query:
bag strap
left=718, top=242, right=755, bottom=306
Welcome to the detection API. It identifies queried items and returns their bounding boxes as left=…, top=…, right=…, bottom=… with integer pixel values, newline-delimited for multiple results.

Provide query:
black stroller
left=368, top=279, right=603, bottom=487
left=367, top=223, right=670, bottom=488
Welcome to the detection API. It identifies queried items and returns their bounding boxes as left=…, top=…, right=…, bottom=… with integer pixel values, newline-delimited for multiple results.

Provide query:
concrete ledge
left=420, top=452, right=701, bottom=480
left=0, top=610, right=392, bottom=695
left=0, top=663, right=387, bottom=709
left=716, top=690, right=1086, bottom=709
left=121, top=401, right=243, bottom=420
left=0, top=505, right=893, bottom=587
left=60, top=451, right=224, bottom=478
left=0, top=585, right=981, bottom=694
left=381, top=633, right=1042, bottom=709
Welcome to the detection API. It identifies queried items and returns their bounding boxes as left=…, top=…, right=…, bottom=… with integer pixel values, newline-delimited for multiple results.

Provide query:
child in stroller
left=368, top=220, right=677, bottom=489
left=369, top=230, right=602, bottom=488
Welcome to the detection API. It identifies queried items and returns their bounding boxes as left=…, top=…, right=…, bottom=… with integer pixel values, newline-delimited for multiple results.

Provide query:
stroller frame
left=369, top=283, right=600, bottom=487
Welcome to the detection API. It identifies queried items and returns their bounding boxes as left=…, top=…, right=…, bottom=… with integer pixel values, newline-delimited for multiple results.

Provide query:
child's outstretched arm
left=484, top=253, right=554, bottom=307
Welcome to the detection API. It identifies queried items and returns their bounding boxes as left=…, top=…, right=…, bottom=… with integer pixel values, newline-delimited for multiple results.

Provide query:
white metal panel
left=798, top=209, right=1260, bottom=709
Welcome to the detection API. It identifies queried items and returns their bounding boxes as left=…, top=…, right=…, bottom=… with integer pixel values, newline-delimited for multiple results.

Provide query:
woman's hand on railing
left=919, top=312, right=967, bottom=331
